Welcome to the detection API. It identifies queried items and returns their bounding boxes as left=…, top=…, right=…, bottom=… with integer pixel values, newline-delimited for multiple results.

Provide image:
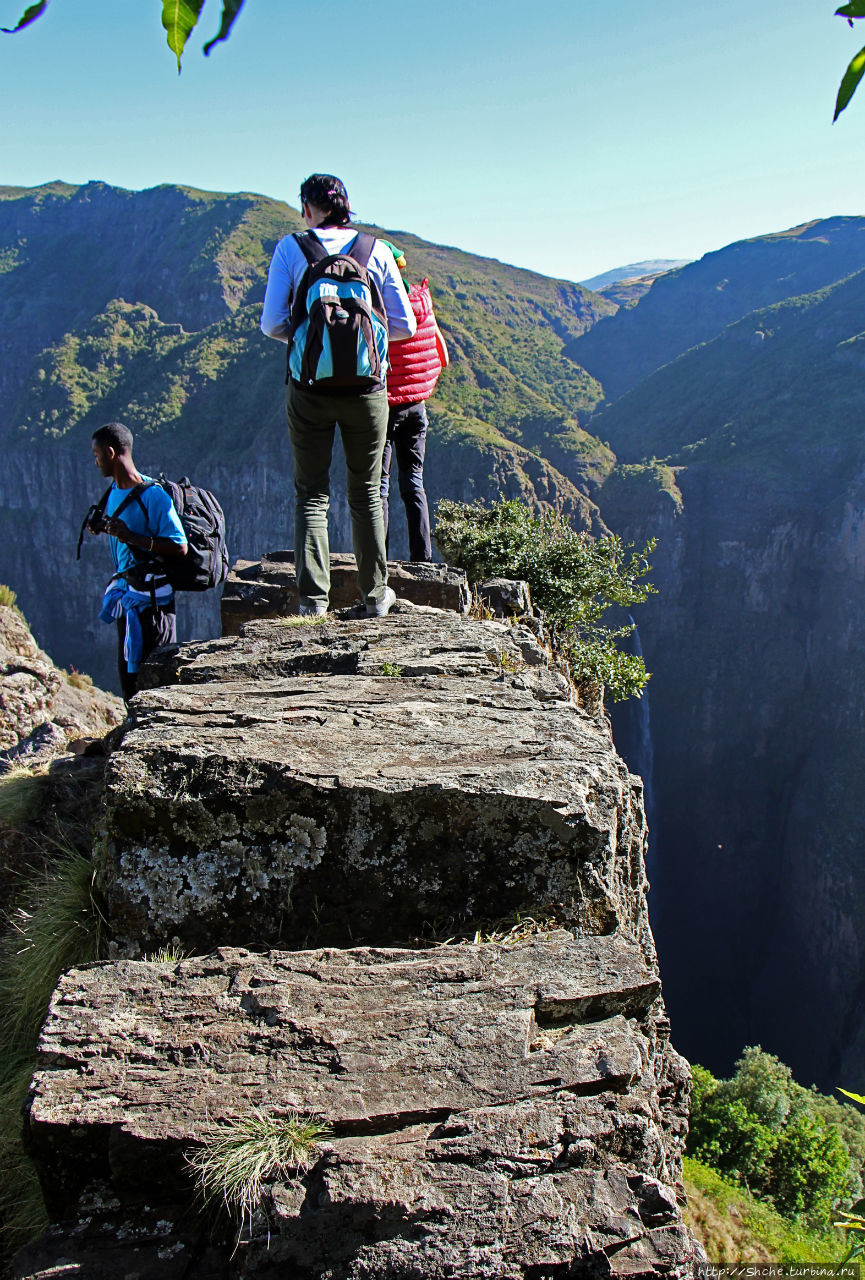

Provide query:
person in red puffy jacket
left=380, top=240, right=449, bottom=562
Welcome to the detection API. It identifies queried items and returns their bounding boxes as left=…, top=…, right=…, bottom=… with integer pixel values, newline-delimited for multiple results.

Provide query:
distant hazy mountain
left=567, top=217, right=865, bottom=401
left=580, top=260, right=690, bottom=291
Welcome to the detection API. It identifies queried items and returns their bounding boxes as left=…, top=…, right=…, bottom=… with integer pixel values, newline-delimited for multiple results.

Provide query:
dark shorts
left=116, top=605, right=176, bottom=702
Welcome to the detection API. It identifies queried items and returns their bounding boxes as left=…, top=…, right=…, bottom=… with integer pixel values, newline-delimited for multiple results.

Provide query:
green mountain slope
left=590, top=265, right=865, bottom=483
left=566, top=217, right=865, bottom=402
left=0, top=181, right=615, bottom=508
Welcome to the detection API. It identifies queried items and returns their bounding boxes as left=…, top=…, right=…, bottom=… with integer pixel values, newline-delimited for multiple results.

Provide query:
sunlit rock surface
left=16, top=593, right=702, bottom=1278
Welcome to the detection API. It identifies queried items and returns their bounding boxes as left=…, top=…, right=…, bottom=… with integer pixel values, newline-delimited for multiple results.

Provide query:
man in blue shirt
left=89, top=422, right=187, bottom=701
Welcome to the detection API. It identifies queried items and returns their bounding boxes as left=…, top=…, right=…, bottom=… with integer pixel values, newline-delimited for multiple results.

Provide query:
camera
left=85, top=505, right=107, bottom=535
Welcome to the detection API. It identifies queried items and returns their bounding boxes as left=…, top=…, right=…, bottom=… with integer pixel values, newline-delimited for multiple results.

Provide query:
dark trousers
left=116, top=606, right=176, bottom=702
left=286, top=381, right=389, bottom=610
left=380, top=401, right=432, bottom=562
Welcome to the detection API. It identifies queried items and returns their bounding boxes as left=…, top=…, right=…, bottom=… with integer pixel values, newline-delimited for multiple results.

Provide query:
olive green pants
left=286, top=381, right=390, bottom=611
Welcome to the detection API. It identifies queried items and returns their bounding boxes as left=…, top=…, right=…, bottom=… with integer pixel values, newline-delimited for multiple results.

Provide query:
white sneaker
left=366, top=586, right=397, bottom=618
left=298, top=601, right=328, bottom=617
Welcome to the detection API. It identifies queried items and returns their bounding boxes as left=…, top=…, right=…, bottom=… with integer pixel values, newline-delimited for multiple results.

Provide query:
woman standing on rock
left=378, top=240, right=449, bottom=563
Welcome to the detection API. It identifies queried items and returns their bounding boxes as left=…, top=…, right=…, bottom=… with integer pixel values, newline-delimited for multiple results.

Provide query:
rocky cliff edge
left=14, top=572, right=702, bottom=1278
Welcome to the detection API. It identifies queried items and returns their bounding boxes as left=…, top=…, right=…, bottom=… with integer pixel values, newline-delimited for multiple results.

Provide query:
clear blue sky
left=1, top=0, right=863, bottom=281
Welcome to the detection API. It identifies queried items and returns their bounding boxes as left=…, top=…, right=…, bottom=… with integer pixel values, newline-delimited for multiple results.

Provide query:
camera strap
left=76, top=482, right=154, bottom=560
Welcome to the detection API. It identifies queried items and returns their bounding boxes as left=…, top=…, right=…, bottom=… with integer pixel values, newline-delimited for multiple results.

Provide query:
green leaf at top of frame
left=838, top=1087, right=865, bottom=1106
left=203, top=0, right=245, bottom=56
left=162, top=0, right=207, bottom=72
left=0, top=0, right=49, bottom=34
left=834, top=43, right=865, bottom=119
left=837, top=0, right=865, bottom=22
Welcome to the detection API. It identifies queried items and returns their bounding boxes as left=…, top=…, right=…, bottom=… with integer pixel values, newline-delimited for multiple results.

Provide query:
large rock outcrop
left=0, top=601, right=123, bottom=910
left=15, top=586, right=701, bottom=1278
left=0, top=602, right=122, bottom=768
left=99, top=608, right=644, bottom=956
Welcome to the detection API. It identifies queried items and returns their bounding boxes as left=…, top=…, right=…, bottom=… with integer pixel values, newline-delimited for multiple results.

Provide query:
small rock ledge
left=16, top=573, right=702, bottom=1278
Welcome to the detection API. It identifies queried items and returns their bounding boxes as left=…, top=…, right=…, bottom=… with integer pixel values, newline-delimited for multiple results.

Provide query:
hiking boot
left=299, top=601, right=328, bottom=617
left=366, top=586, right=397, bottom=618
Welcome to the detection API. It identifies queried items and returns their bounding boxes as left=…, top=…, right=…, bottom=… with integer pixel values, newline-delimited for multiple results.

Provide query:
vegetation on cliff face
left=0, top=182, right=614, bottom=500
left=587, top=265, right=865, bottom=497
left=434, top=497, right=655, bottom=702
left=564, top=215, right=865, bottom=404
left=687, top=1048, right=865, bottom=1223
left=0, top=845, right=104, bottom=1250
left=683, top=1157, right=845, bottom=1265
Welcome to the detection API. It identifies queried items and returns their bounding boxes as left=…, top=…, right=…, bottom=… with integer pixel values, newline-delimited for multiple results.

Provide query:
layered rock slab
left=15, top=602, right=701, bottom=1276
left=221, top=552, right=471, bottom=635
left=23, top=935, right=696, bottom=1278
left=98, top=609, right=648, bottom=954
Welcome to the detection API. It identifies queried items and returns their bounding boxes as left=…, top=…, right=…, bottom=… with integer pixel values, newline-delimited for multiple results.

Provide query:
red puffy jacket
left=387, top=279, right=449, bottom=407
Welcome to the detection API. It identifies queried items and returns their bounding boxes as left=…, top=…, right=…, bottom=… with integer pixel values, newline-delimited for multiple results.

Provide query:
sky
left=1, top=0, right=864, bottom=283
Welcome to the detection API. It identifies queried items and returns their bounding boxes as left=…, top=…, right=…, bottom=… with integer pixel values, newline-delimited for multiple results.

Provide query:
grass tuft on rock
left=0, top=845, right=104, bottom=1059
left=0, top=843, right=104, bottom=1252
left=63, top=667, right=93, bottom=690
left=0, top=770, right=49, bottom=830
left=187, top=1110, right=329, bottom=1231
left=276, top=614, right=329, bottom=628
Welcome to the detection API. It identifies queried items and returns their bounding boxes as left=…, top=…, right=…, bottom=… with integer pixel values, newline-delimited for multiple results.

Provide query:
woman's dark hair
left=92, top=421, right=134, bottom=453
left=299, top=174, right=352, bottom=226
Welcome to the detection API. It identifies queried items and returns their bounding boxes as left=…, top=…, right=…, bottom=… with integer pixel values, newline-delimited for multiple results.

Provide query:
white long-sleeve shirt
left=260, top=226, right=417, bottom=344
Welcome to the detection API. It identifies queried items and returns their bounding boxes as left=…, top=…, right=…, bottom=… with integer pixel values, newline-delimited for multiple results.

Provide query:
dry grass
left=683, top=1157, right=844, bottom=1265
left=187, top=1110, right=329, bottom=1239
left=63, top=667, right=93, bottom=690
left=434, top=913, right=565, bottom=948
left=0, top=770, right=49, bottom=830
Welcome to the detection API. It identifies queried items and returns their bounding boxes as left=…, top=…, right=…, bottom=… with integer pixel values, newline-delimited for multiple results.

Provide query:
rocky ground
left=11, top=568, right=702, bottom=1278
left=0, top=601, right=123, bottom=912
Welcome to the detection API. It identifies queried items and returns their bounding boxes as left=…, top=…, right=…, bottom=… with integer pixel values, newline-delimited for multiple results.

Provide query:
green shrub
left=688, top=1047, right=860, bottom=1223
left=770, top=1110, right=853, bottom=1219
left=0, top=584, right=17, bottom=609
left=689, top=1092, right=779, bottom=1188
left=433, top=498, right=656, bottom=702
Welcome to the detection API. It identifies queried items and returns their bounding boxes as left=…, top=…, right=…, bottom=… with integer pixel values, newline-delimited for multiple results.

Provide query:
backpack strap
left=111, top=481, right=155, bottom=523
left=286, top=233, right=328, bottom=367
left=75, top=481, right=153, bottom=561
left=293, top=230, right=329, bottom=266
left=345, top=231, right=375, bottom=270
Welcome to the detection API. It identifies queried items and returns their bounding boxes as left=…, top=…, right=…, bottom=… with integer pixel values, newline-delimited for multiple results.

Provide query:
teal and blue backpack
left=286, top=230, right=388, bottom=391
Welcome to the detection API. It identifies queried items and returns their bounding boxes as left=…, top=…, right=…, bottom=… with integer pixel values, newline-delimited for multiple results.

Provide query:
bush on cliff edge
left=687, top=1047, right=864, bottom=1223
left=434, top=497, right=655, bottom=702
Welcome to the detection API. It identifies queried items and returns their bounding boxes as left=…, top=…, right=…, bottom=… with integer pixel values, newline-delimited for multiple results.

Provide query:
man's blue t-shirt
left=105, top=477, right=187, bottom=575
